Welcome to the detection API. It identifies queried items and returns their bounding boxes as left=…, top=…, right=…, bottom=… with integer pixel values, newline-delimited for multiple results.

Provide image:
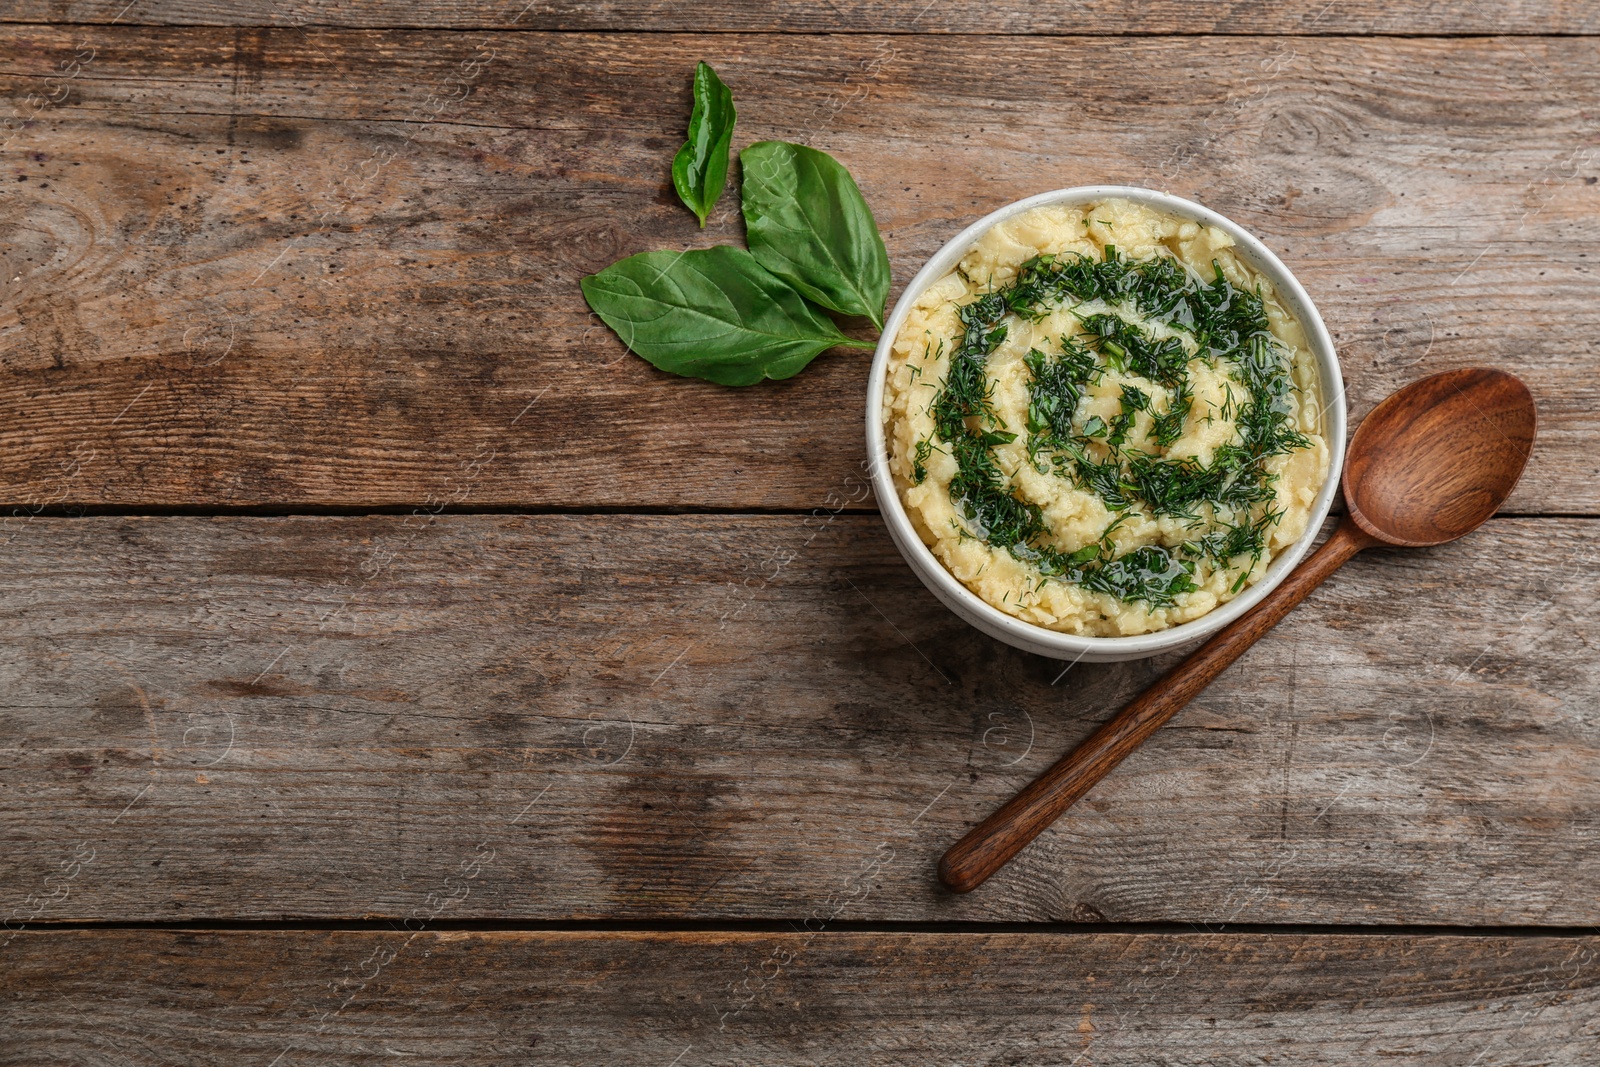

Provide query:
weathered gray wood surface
left=1, top=29, right=1596, bottom=510
left=4, top=513, right=1595, bottom=925
left=4, top=1, right=1596, bottom=34
left=4, top=930, right=1598, bottom=1065
left=4, top=6, right=1596, bottom=1056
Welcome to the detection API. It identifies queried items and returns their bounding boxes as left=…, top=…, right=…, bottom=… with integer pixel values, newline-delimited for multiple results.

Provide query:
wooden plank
left=3, top=0, right=1596, bottom=35
left=2, top=513, right=1596, bottom=925
left=0, top=29, right=1596, bottom=511
left=4, top=930, right=1597, bottom=1064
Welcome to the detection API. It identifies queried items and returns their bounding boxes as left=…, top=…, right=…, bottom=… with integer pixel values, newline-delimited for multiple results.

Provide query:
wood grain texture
left=1, top=29, right=1597, bottom=510
left=940, top=522, right=1377, bottom=894
left=3, top=513, right=1596, bottom=925
left=3, top=0, right=1597, bottom=35
left=4, top=930, right=1598, bottom=1065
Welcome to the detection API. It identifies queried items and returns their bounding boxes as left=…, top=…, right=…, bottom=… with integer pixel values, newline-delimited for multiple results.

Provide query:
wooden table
left=3, top=3, right=1598, bottom=1062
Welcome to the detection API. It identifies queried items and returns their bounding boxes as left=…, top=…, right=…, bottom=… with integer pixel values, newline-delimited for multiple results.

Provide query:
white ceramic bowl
left=866, top=186, right=1346, bottom=662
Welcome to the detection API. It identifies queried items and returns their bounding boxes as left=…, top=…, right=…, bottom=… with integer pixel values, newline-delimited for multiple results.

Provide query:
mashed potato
left=882, top=198, right=1328, bottom=636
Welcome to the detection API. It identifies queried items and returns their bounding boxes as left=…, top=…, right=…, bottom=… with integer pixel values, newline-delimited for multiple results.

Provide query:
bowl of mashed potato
left=867, top=187, right=1345, bottom=662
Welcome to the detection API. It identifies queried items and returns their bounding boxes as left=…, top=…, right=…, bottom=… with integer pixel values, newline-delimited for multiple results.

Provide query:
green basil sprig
left=740, top=140, right=891, bottom=329
left=584, top=63, right=891, bottom=386
left=580, top=247, right=873, bottom=387
left=671, top=62, right=736, bottom=227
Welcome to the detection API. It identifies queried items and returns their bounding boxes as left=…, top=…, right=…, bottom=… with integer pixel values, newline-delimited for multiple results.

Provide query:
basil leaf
left=671, top=62, right=736, bottom=228
left=740, top=140, right=891, bottom=329
left=581, top=246, right=872, bottom=387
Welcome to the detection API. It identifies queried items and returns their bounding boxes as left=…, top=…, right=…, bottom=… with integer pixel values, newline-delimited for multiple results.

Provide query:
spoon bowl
left=938, top=368, right=1538, bottom=894
left=1345, top=367, right=1537, bottom=547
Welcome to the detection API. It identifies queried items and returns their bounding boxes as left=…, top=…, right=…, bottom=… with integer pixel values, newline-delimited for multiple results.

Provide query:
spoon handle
left=939, top=519, right=1376, bottom=894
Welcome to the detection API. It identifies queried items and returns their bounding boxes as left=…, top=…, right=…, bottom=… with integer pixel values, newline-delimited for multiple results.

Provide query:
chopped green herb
left=1107, top=384, right=1151, bottom=450
left=911, top=438, right=934, bottom=484
left=921, top=238, right=1314, bottom=608
left=1150, top=379, right=1193, bottom=448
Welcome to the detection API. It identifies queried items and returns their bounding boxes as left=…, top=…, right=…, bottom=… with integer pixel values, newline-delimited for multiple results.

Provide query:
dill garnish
left=911, top=438, right=934, bottom=484
left=921, top=237, right=1313, bottom=609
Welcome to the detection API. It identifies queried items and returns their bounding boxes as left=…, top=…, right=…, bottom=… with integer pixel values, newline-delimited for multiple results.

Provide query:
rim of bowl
left=865, top=186, right=1348, bottom=660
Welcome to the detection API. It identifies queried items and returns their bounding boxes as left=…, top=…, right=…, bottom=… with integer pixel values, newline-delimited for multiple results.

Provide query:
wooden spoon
left=938, top=368, right=1537, bottom=894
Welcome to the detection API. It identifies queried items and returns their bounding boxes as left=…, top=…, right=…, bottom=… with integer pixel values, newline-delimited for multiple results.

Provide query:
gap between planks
left=4, top=23, right=1600, bottom=36
left=14, top=918, right=1600, bottom=937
